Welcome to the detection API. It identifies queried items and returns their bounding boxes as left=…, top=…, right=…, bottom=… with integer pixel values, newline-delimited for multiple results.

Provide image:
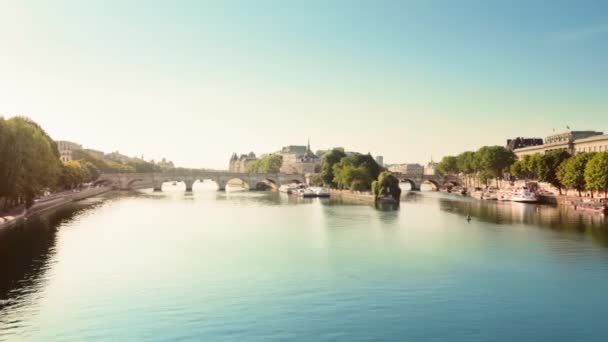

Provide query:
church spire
left=307, top=137, right=310, bottom=152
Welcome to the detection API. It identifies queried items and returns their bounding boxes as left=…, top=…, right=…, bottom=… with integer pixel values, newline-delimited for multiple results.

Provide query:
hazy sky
left=1, top=0, right=607, bottom=168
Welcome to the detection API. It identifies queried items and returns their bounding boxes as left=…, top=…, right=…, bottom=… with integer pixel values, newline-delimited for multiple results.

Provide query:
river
left=1, top=183, right=608, bottom=341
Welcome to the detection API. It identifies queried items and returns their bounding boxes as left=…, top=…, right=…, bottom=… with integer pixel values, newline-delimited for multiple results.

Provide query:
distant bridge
left=98, top=170, right=307, bottom=192
left=392, top=173, right=461, bottom=191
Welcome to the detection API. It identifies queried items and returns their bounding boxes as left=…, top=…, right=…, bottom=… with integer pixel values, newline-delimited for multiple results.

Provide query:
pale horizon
left=2, top=0, right=607, bottom=169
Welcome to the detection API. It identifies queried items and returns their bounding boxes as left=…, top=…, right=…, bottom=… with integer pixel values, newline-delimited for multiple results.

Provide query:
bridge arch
left=127, top=178, right=146, bottom=189
left=226, top=178, right=250, bottom=190
left=421, top=179, right=440, bottom=191
left=399, top=179, right=420, bottom=191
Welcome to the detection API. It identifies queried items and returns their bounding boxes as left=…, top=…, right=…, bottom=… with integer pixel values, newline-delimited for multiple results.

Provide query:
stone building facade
left=513, top=130, right=606, bottom=158
left=387, top=163, right=424, bottom=175
left=56, top=140, right=82, bottom=162
left=279, top=141, right=321, bottom=174
left=229, top=152, right=257, bottom=173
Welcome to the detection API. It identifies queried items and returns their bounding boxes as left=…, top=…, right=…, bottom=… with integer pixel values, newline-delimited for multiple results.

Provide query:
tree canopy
left=327, top=153, right=382, bottom=191
left=0, top=116, right=62, bottom=207
left=584, top=152, right=608, bottom=198
left=372, top=171, right=402, bottom=201
left=246, top=154, right=283, bottom=173
left=320, top=149, right=347, bottom=187
left=557, top=152, right=594, bottom=196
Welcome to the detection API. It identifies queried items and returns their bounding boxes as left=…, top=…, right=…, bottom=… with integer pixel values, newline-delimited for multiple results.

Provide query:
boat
left=279, top=183, right=305, bottom=194
left=296, top=188, right=316, bottom=198
left=497, top=189, right=512, bottom=201
left=471, top=187, right=484, bottom=199
left=279, top=184, right=295, bottom=194
left=451, top=186, right=467, bottom=195
left=510, top=187, right=538, bottom=203
left=310, top=187, right=330, bottom=198
left=483, top=186, right=499, bottom=200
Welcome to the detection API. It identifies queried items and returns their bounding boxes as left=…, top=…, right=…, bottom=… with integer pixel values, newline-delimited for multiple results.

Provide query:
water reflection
left=431, top=192, right=608, bottom=247
left=0, top=201, right=103, bottom=331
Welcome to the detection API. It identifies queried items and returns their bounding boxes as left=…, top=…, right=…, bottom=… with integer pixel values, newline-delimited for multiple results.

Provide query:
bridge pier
left=184, top=179, right=195, bottom=192
left=216, top=180, right=226, bottom=191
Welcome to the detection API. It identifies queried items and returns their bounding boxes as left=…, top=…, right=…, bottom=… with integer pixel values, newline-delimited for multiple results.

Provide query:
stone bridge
left=97, top=171, right=307, bottom=192
left=392, top=173, right=461, bottom=191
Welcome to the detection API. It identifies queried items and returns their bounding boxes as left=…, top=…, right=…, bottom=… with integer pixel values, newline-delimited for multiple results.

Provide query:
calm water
left=2, top=183, right=608, bottom=341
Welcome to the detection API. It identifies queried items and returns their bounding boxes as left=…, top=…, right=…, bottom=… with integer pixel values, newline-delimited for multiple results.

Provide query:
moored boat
left=510, top=187, right=538, bottom=203
left=310, top=187, right=330, bottom=198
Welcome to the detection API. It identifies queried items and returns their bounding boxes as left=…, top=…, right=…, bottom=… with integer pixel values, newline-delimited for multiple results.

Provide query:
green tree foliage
left=372, top=171, right=402, bottom=201
left=456, top=151, right=476, bottom=175
left=0, top=116, right=62, bottom=207
left=60, top=161, right=88, bottom=189
left=245, top=154, right=283, bottom=173
left=258, top=154, right=283, bottom=173
left=437, top=156, right=459, bottom=175
left=536, top=150, right=570, bottom=193
left=72, top=149, right=135, bottom=173
left=320, top=149, right=346, bottom=187
left=510, top=154, right=540, bottom=180
left=333, top=161, right=372, bottom=191
left=331, top=154, right=381, bottom=191
left=127, top=159, right=161, bottom=173
left=475, top=146, right=515, bottom=183
left=245, top=160, right=260, bottom=173
left=584, top=152, right=608, bottom=198
left=557, top=152, right=594, bottom=196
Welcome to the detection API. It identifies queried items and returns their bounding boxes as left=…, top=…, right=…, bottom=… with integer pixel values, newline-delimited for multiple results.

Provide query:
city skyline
left=2, top=0, right=607, bottom=169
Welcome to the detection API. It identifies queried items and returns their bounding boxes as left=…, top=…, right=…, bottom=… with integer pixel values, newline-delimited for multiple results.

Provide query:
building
left=156, top=158, right=175, bottom=170
left=506, top=137, right=543, bottom=151
left=229, top=152, right=257, bottom=173
left=387, top=163, right=424, bottom=175
left=375, top=155, right=384, bottom=167
left=573, top=134, right=608, bottom=154
left=513, top=130, right=606, bottom=158
left=279, top=140, right=321, bottom=174
left=424, top=160, right=438, bottom=175
left=56, top=140, right=82, bottom=162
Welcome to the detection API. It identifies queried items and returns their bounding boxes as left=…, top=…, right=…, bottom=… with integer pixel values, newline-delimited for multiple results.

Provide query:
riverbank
left=329, top=189, right=375, bottom=204
left=0, top=186, right=112, bottom=230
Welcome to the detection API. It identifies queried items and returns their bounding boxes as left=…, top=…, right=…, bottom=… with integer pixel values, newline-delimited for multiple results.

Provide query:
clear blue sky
left=1, top=0, right=607, bottom=168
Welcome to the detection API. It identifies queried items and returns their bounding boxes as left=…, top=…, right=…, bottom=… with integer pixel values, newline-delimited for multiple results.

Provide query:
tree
left=557, top=152, right=594, bottom=196
left=510, top=154, right=541, bottom=180
left=331, top=154, right=381, bottom=191
left=372, top=171, right=402, bottom=201
left=437, top=156, right=459, bottom=175
left=258, top=154, right=283, bottom=173
left=320, top=149, right=346, bottom=187
left=245, top=160, right=260, bottom=173
left=585, top=152, right=608, bottom=198
left=60, top=161, right=88, bottom=189
left=15, top=117, right=62, bottom=205
left=475, top=146, right=515, bottom=186
left=456, top=151, right=476, bottom=186
left=536, top=150, right=570, bottom=194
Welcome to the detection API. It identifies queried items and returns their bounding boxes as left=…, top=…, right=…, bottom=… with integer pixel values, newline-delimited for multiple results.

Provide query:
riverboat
left=483, top=187, right=499, bottom=200
left=497, top=189, right=512, bottom=201
left=310, top=187, right=330, bottom=198
left=510, top=187, right=538, bottom=203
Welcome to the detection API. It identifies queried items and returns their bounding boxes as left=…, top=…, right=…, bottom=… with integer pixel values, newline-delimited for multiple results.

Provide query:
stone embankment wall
left=0, top=186, right=111, bottom=230
left=329, top=189, right=375, bottom=204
